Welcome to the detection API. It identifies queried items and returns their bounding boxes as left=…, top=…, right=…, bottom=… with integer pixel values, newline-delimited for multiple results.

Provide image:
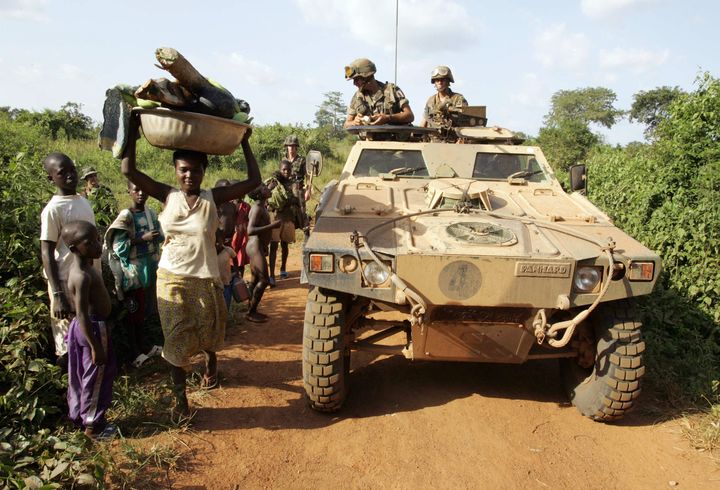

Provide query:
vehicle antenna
left=394, top=0, right=399, bottom=84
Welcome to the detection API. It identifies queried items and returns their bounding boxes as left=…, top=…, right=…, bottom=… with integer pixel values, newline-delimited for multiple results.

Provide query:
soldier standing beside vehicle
left=282, top=135, right=311, bottom=239
left=420, top=65, right=468, bottom=129
left=343, top=58, right=414, bottom=128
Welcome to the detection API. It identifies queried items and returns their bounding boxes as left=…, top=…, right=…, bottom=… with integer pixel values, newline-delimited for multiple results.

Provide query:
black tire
left=561, top=299, right=646, bottom=422
left=302, top=287, right=350, bottom=412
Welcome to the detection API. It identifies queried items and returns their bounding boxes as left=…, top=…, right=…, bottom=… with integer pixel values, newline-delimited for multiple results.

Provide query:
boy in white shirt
left=40, top=152, right=98, bottom=367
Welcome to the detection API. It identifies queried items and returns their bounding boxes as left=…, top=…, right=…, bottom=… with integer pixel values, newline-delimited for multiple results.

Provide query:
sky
left=1, top=0, right=718, bottom=145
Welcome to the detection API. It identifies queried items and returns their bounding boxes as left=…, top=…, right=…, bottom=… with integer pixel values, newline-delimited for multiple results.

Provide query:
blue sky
left=1, top=0, right=717, bottom=144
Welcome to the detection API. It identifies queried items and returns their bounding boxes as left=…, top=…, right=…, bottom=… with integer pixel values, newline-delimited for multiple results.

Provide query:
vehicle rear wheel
left=560, top=299, right=645, bottom=422
left=302, top=287, right=350, bottom=412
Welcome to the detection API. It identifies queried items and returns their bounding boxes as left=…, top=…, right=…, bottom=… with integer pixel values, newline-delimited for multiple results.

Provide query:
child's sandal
left=131, top=353, right=149, bottom=368
left=147, top=345, right=163, bottom=357
left=201, top=373, right=219, bottom=390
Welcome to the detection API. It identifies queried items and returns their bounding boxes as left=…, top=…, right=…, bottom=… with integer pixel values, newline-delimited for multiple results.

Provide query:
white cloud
left=580, top=0, right=660, bottom=19
left=12, top=63, right=44, bottom=83
left=0, top=0, right=48, bottom=22
left=510, top=73, right=548, bottom=109
left=225, top=53, right=278, bottom=85
left=295, top=0, right=478, bottom=54
left=534, top=24, right=590, bottom=70
left=599, top=47, right=669, bottom=73
left=59, top=63, right=84, bottom=81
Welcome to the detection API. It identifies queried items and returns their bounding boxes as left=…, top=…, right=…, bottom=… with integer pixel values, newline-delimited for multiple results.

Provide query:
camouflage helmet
left=284, top=135, right=299, bottom=147
left=80, top=166, right=98, bottom=180
left=430, top=65, right=455, bottom=83
left=345, top=58, right=376, bottom=80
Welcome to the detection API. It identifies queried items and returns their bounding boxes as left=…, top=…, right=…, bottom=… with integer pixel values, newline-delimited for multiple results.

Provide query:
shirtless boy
left=246, top=185, right=281, bottom=322
left=63, top=220, right=117, bottom=437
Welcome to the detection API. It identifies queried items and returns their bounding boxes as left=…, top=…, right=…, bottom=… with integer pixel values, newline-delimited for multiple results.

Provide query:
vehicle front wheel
left=560, top=300, right=646, bottom=422
left=302, top=287, right=350, bottom=412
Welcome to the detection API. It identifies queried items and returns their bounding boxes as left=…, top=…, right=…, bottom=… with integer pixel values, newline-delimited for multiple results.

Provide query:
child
left=215, top=179, right=238, bottom=246
left=216, top=228, right=237, bottom=312
left=40, top=152, right=99, bottom=367
left=105, top=181, right=163, bottom=367
left=62, top=220, right=117, bottom=438
left=230, top=180, right=252, bottom=279
left=246, top=185, right=281, bottom=322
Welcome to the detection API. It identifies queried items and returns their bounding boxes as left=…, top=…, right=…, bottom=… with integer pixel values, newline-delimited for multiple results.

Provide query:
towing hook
left=533, top=309, right=548, bottom=344
left=602, top=237, right=616, bottom=253
left=350, top=230, right=361, bottom=247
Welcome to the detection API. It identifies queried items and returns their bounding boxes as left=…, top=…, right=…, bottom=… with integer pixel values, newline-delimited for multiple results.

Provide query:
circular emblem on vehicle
left=446, top=221, right=516, bottom=245
left=439, top=260, right=482, bottom=300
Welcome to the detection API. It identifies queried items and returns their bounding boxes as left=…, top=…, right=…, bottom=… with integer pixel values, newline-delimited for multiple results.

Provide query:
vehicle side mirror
left=306, top=150, right=323, bottom=177
left=569, top=164, right=587, bottom=195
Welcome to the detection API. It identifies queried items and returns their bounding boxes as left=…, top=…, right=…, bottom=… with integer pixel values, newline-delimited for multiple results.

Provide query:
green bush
left=586, top=73, right=720, bottom=402
left=0, top=151, right=106, bottom=486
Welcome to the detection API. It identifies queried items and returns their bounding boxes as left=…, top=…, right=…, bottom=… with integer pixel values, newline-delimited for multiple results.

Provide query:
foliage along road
left=151, top=252, right=718, bottom=489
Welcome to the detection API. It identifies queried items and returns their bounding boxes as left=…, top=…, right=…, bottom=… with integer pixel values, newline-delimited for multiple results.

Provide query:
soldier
left=80, top=166, right=117, bottom=232
left=420, top=65, right=468, bottom=129
left=343, top=58, right=414, bottom=128
left=282, top=135, right=311, bottom=238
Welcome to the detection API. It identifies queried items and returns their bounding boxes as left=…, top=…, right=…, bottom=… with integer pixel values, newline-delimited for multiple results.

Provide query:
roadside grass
left=682, top=407, right=720, bottom=456
left=101, top=303, right=251, bottom=485
left=102, top=357, right=204, bottom=487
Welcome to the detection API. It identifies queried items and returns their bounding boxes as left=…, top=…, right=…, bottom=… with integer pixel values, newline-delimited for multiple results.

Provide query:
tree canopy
left=314, top=91, right=346, bottom=137
left=544, top=87, right=623, bottom=129
left=629, top=86, right=685, bottom=138
left=2, top=101, right=95, bottom=140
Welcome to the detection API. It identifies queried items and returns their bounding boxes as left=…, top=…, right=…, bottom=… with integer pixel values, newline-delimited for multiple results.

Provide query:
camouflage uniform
left=85, top=185, right=117, bottom=232
left=283, top=155, right=309, bottom=230
left=423, top=90, right=468, bottom=129
left=347, top=81, right=410, bottom=119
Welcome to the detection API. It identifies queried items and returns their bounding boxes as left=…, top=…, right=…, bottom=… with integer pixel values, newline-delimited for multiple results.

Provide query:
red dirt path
left=147, top=252, right=719, bottom=489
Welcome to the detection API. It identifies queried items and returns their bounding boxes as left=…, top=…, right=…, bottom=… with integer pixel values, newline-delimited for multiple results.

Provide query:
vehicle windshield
left=472, top=153, right=547, bottom=182
left=353, top=149, right=429, bottom=177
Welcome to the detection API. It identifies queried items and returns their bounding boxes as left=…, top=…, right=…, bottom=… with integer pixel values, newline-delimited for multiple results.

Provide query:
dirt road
left=159, top=253, right=718, bottom=489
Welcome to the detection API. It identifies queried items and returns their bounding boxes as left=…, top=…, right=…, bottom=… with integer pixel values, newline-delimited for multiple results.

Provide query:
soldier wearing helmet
left=420, top=65, right=468, bottom=129
left=281, top=134, right=311, bottom=238
left=343, top=58, right=414, bottom=128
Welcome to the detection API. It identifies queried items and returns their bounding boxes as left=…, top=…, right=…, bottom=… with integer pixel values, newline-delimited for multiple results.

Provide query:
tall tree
left=314, top=91, right=345, bottom=137
left=629, top=86, right=684, bottom=138
left=57, top=102, right=94, bottom=140
left=538, top=87, right=621, bottom=172
left=545, top=87, right=623, bottom=129
left=537, top=119, right=599, bottom=171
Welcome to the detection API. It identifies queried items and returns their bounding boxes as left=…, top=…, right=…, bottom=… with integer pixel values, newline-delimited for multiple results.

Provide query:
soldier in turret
left=420, top=65, right=468, bottom=129
left=343, top=58, right=414, bottom=128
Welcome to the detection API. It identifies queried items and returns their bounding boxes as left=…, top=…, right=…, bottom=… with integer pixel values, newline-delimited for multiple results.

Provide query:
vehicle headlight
left=573, top=266, right=602, bottom=293
left=363, top=261, right=390, bottom=286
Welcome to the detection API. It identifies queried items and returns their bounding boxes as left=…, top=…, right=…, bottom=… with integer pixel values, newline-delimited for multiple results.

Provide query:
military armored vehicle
left=301, top=118, right=660, bottom=422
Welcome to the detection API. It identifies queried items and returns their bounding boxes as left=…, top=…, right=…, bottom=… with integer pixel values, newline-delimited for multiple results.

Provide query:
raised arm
left=213, top=128, right=262, bottom=205
left=121, top=113, right=173, bottom=203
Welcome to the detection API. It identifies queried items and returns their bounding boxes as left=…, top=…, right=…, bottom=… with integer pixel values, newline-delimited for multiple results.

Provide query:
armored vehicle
left=301, top=120, right=660, bottom=422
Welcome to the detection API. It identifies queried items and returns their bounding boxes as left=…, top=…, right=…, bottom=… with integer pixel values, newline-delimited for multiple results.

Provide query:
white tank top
left=158, top=189, right=220, bottom=279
